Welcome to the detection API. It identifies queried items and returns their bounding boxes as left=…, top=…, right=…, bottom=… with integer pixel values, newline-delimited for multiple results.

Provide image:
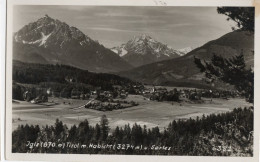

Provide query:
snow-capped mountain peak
left=13, top=15, right=133, bottom=73
left=111, top=44, right=128, bottom=57
left=112, top=34, right=184, bottom=57
left=111, top=34, right=186, bottom=67
left=14, top=15, right=95, bottom=50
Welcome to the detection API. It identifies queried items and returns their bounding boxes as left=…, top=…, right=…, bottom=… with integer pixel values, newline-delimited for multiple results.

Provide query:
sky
left=13, top=6, right=236, bottom=49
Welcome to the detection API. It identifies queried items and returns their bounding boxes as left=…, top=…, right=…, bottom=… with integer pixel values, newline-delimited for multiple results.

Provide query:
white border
left=0, top=0, right=6, bottom=161
left=5, top=0, right=260, bottom=161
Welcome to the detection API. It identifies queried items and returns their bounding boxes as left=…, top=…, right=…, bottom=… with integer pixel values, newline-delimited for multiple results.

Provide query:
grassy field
left=12, top=95, right=251, bottom=131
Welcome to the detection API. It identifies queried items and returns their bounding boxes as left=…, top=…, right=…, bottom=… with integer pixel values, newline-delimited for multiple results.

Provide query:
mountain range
left=118, top=30, right=254, bottom=89
left=13, top=15, right=133, bottom=73
left=13, top=15, right=254, bottom=89
left=111, top=34, right=186, bottom=67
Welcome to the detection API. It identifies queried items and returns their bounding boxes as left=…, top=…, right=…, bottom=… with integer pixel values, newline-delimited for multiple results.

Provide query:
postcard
left=5, top=0, right=260, bottom=161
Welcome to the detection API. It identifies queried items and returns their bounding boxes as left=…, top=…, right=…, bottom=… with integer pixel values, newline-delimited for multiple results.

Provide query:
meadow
left=12, top=94, right=251, bottom=131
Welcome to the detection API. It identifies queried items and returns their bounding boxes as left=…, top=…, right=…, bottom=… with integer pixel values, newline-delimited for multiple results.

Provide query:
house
left=65, top=76, right=75, bottom=83
left=104, top=91, right=113, bottom=98
left=154, top=87, right=167, bottom=93
left=142, top=89, right=151, bottom=94
left=23, top=91, right=32, bottom=101
left=71, top=89, right=81, bottom=99
left=52, top=90, right=60, bottom=97
left=188, top=92, right=201, bottom=100
left=120, top=93, right=127, bottom=99
left=90, top=91, right=98, bottom=99
left=80, top=93, right=90, bottom=100
left=179, top=90, right=188, bottom=99
left=46, top=88, right=51, bottom=95
left=30, top=94, right=48, bottom=104
left=113, top=85, right=122, bottom=90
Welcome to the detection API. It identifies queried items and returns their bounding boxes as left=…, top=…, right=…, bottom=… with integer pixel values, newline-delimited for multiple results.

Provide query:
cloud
left=55, top=6, right=91, bottom=11
left=13, top=6, right=236, bottom=49
left=94, top=12, right=143, bottom=18
left=86, top=27, right=140, bottom=33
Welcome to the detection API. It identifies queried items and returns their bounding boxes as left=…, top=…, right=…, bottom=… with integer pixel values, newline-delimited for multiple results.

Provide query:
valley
left=12, top=94, right=251, bottom=131
left=12, top=16, right=254, bottom=132
left=10, top=6, right=255, bottom=156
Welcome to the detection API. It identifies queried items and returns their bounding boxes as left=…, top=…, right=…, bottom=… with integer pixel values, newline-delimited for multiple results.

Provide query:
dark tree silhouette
left=194, top=7, right=254, bottom=103
left=12, top=107, right=253, bottom=156
left=217, top=7, right=254, bottom=32
left=100, top=115, right=109, bottom=141
left=194, top=52, right=253, bottom=103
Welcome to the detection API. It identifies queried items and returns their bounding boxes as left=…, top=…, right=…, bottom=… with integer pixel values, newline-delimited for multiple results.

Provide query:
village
left=18, top=82, right=240, bottom=112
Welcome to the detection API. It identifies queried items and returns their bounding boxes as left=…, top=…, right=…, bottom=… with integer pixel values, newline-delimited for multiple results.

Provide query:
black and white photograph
left=4, top=0, right=260, bottom=161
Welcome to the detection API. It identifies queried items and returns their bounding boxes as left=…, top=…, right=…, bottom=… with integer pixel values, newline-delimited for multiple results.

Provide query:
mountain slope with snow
left=111, top=34, right=185, bottom=67
left=118, top=30, right=254, bottom=89
left=178, top=47, right=194, bottom=56
left=13, top=15, right=133, bottom=73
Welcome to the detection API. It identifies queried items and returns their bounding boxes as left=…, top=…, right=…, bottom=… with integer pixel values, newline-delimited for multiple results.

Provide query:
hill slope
left=13, top=60, right=137, bottom=90
left=118, top=30, right=254, bottom=89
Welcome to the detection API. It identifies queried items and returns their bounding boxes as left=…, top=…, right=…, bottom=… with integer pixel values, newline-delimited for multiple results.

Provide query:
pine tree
left=54, top=119, right=64, bottom=139
left=194, top=52, right=253, bottom=103
left=194, top=7, right=254, bottom=103
left=93, top=124, right=101, bottom=142
left=217, top=7, right=254, bottom=32
left=100, top=115, right=109, bottom=142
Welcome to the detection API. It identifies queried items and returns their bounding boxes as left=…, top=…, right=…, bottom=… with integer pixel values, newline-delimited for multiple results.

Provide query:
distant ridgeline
left=12, top=61, right=140, bottom=99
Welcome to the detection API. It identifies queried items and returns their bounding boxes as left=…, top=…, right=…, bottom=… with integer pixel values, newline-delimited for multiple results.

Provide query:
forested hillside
left=12, top=107, right=253, bottom=156
left=13, top=60, right=138, bottom=90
